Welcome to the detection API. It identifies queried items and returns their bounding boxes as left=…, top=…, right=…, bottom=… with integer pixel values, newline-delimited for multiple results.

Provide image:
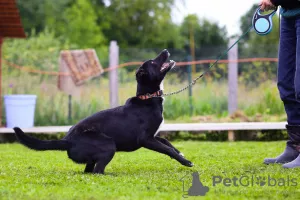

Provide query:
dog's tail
left=13, top=127, right=71, bottom=151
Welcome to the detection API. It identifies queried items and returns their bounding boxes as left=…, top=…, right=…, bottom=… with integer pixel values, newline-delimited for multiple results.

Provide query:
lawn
left=1, top=141, right=300, bottom=200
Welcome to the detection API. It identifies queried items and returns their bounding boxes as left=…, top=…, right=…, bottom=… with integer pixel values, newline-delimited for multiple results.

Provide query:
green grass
left=1, top=141, right=300, bottom=199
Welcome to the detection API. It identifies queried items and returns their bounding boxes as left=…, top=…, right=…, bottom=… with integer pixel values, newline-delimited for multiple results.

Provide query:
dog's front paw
left=181, top=159, right=194, bottom=167
left=179, top=152, right=185, bottom=158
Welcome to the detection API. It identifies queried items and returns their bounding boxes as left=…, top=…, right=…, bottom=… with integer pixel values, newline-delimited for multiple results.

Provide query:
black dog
left=13, top=49, right=193, bottom=174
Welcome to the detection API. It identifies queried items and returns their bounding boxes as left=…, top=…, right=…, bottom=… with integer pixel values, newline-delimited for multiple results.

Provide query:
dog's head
left=136, top=49, right=175, bottom=87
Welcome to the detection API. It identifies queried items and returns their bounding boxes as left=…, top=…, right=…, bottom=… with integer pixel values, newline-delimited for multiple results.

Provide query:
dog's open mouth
left=160, top=60, right=176, bottom=72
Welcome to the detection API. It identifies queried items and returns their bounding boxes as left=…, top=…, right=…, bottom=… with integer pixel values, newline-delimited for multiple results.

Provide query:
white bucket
left=4, top=95, right=37, bottom=128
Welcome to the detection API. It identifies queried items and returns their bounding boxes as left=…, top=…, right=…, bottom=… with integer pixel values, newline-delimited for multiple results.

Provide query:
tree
left=102, top=0, right=183, bottom=48
left=17, top=0, right=185, bottom=49
left=239, top=4, right=259, bottom=41
left=58, top=0, right=106, bottom=48
left=17, top=0, right=73, bottom=34
left=180, top=14, right=228, bottom=58
left=17, top=0, right=107, bottom=48
left=17, top=0, right=46, bottom=34
left=239, top=4, right=280, bottom=58
left=2, top=28, right=74, bottom=71
left=238, top=4, right=280, bottom=85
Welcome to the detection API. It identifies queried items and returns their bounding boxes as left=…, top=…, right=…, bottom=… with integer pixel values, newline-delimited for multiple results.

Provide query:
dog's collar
left=137, top=90, right=163, bottom=100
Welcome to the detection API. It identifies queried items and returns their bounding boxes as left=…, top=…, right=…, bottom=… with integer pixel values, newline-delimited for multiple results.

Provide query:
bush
left=2, top=29, right=108, bottom=73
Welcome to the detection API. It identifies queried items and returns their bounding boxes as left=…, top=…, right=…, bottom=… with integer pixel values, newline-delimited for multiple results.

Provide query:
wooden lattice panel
left=58, top=49, right=104, bottom=95
left=60, top=49, right=103, bottom=85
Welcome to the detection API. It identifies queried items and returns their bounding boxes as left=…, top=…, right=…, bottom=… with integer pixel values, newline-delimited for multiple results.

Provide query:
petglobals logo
left=212, top=175, right=298, bottom=187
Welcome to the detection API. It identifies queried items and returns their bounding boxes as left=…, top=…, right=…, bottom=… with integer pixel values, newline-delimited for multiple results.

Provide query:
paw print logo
left=179, top=171, right=210, bottom=198
left=256, top=176, right=266, bottom=186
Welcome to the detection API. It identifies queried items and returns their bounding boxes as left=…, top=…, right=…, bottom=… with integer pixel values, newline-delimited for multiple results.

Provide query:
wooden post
left=0, top=37, right=3, bottom=127
left=109, top=41, right=119, bottom=108
left=228, top=130, right=235, bottom=142
left=227, top=38, right=238, bottom=141
left=68, top=95, right=72, bottom=123
left=189, top=23, right=196, bottom=74
left=187, top=55, right=193, bottom=116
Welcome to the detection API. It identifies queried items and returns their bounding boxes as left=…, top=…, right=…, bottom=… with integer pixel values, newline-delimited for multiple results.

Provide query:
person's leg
left=282, top=16, right=300, bottom=168
left=278, top=17, right=298, bottom=125
left=264, top=16, right=300, bottom=164
left=294, top=17, right=300, bottom=107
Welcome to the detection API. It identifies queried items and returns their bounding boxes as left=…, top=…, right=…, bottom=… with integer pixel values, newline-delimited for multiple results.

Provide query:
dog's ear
left=136, top=68, right=148, bottom=79
left=136, top=68, right=152, bottom=84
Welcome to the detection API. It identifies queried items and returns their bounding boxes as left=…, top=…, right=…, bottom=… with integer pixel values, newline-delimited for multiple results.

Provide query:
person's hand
left=260, top=0, right=275, bottom=11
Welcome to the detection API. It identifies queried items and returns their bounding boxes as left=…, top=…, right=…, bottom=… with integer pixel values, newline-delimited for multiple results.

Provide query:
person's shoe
left=264, top=124, right=300, bottom=164
left=283, top=154, right=300, bottom=168
left=264, top=145, right=299, bottom=164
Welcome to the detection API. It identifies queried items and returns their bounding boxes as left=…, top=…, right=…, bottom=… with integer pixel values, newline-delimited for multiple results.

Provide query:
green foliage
left=256, top=130, right=288, bottom=141
left=239, top=4, right=279, bottom=49
left=17, top=0, right=188, bottom=49
left=238, top=3, right=280, bottom=58
left=2, top=29, right=76, bottom=71
left=238, top=60, right=278, bottom=86
left=16, top=0, right=229, bottom=53
left=2, top=63, right=286, bottom=126
left=239, top=4, right=259, bottom=41
left=243, top=82, right=284, bottom=116
left=59, top=0, right=107, bottom=48
left=238, top=4, right=280, bottom=85
left=241, top=15, right=279, bottom=58
left=180, top=14, right=228, bottom=58
left=162, top=80, right=229, bottom=120
left=103, top=0, right=183, bottom=48
left=17, top=0, right=48, bottom=34
left=17, top=0, right=74, bottom=34
left=2, top=29, right=108, bottom=73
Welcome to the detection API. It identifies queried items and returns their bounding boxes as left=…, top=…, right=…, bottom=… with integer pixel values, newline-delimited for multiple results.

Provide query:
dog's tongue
left=161, top=63, right=169, bottom=71
left=162, top=63, right=169, bottom=68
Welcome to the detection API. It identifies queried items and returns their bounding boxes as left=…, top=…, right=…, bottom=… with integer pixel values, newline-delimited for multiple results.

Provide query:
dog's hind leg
left=93, top=151, right=115, bottom=174
left=84, top=163, right=95, bottom=173
left=86, top=132, right=116, bottom=174
left=69, top=131, right=116, bottom=174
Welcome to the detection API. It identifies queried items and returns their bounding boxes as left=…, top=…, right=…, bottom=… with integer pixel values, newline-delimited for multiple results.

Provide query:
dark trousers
left=278, top=16, right=300, bottom=125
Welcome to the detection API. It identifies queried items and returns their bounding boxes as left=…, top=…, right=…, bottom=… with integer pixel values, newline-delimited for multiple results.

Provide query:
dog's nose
left=162, top=49, right=170, bottom=57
